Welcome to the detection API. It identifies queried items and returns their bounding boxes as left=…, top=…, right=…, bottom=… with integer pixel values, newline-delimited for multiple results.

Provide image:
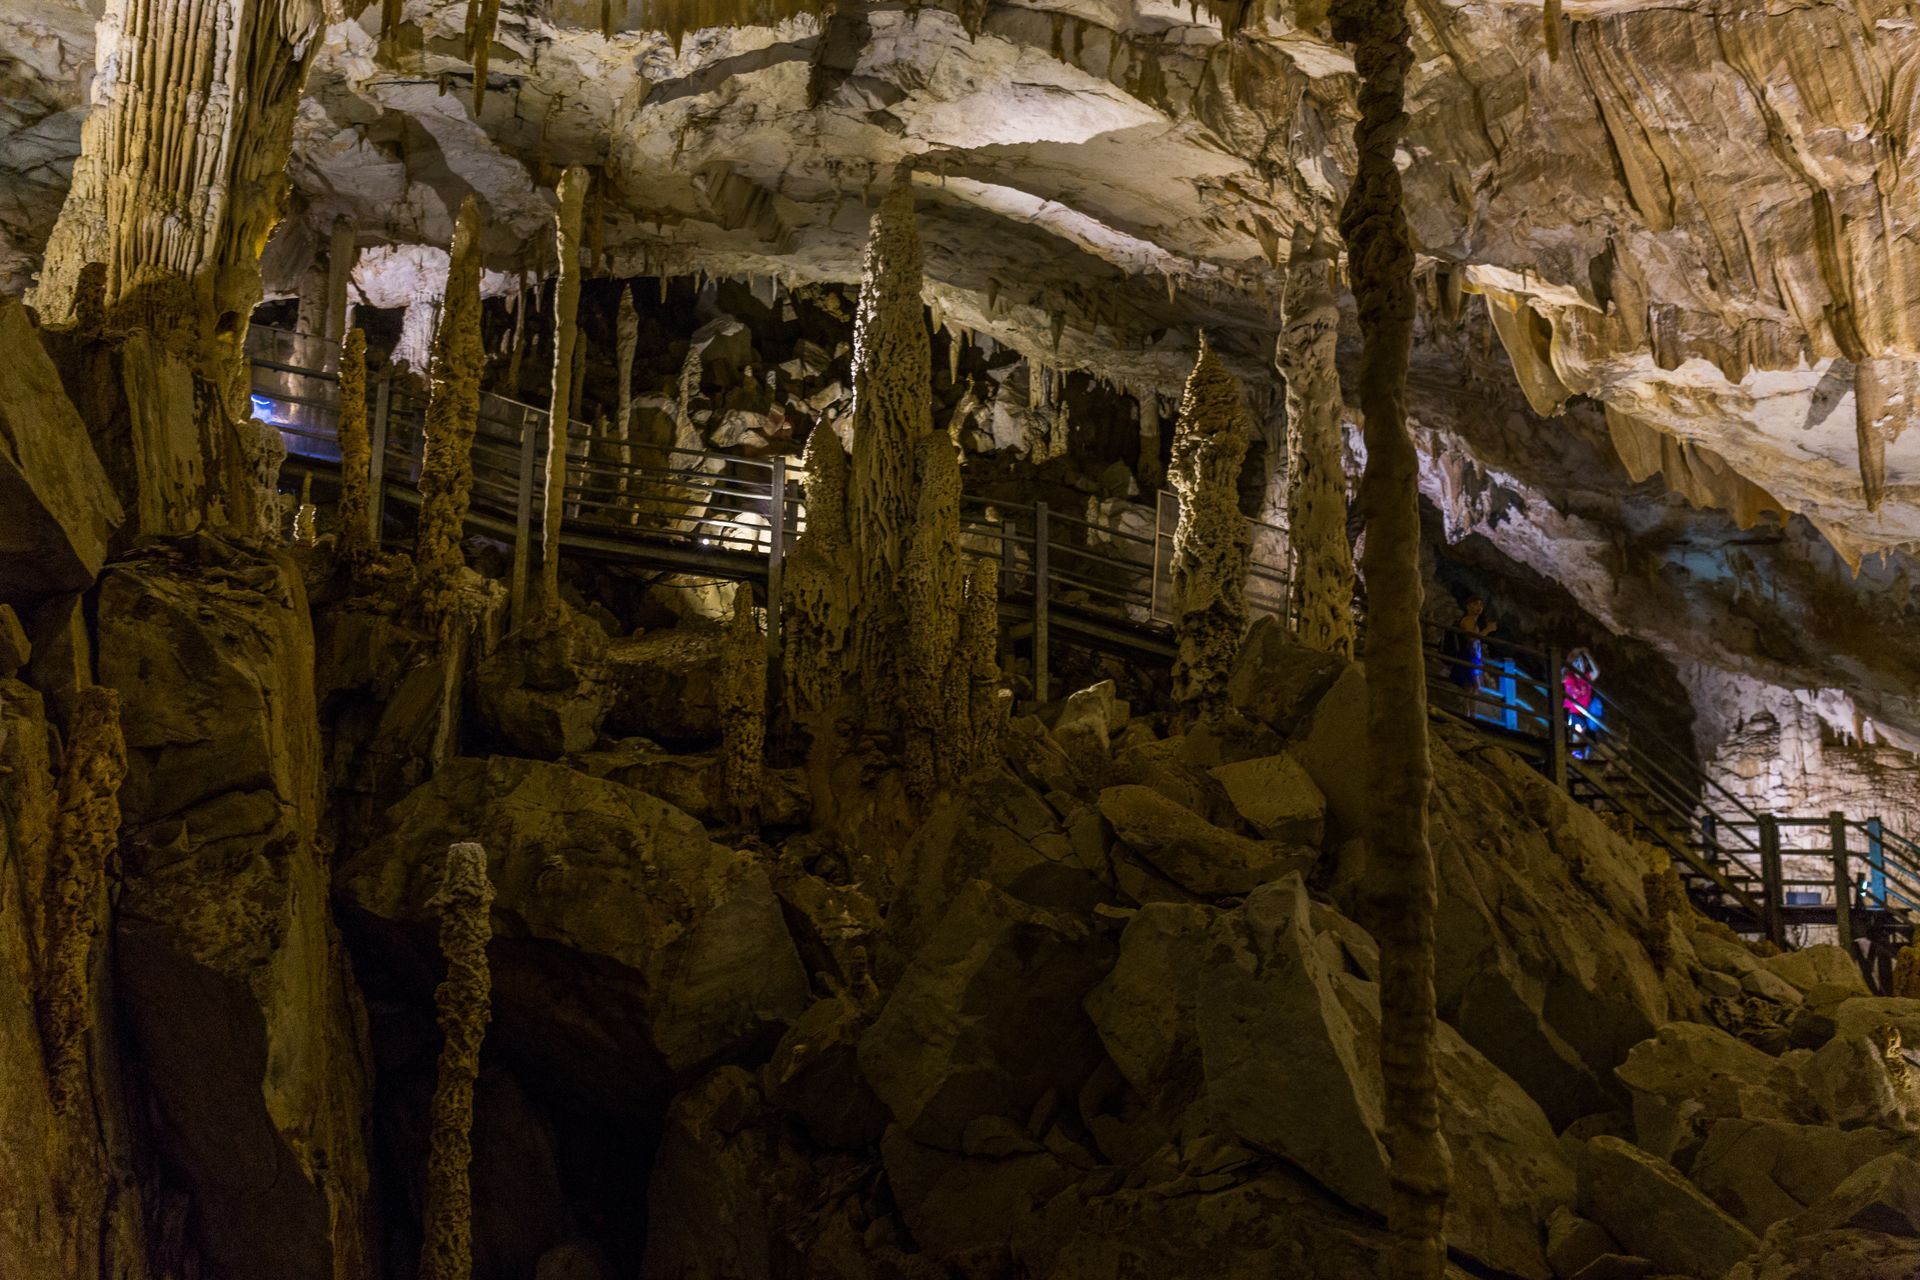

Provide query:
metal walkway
left=248, top=325, right=1289, bottom=702
left=1425, top=625, right=1919, bottom=991
left=250, top=326, right=1917, bottom=990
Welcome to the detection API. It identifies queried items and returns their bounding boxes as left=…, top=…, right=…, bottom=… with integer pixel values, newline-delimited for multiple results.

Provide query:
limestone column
left=324, top=217, right=356, bottom=352
left=1331, top=0, right=1450, bottom=1270
left=1167, top=338, right=1254, bottom=727
left=418, top=841, right=494, bottom=1280
left=1280, top=231, right=1357, bottom=657
left=414, top=198, right=485, bottom=619
left=540, top=167, right=590, bottom=616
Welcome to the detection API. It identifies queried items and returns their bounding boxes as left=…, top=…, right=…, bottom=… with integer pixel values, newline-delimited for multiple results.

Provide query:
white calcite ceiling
left=2, top=0, right=1918, bottom=561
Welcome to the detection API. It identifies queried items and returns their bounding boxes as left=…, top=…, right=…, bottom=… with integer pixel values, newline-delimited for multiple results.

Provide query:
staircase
left=1424, top=624, right=1919, bottom=993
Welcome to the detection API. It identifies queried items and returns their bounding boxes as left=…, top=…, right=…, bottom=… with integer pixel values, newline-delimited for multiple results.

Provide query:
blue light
left=250, top=394, right=282, bottom=424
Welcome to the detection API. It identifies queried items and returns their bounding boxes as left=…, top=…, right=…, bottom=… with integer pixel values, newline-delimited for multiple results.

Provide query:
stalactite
left=337, top=327, right=374, bottom=564
left=415, top=197, right=485, bottom=620
left=505, top=283, right=528, bottom=394
left=847, top=174, right=933, bottom=696
left=782, top=424, right=854, bottom=720
left=1332, top=0, right=1450, bottom=1268
left=467, top=0, right=503, bottom=114
left=1166, top=338, right=1254, bottom=727
left=541, top=167, right=591, bottom=616
left=902, top=433, right=964, bottom=797
left=718, top=594, right=767, bottom=827
left=31, top=0, right=320, bottom=368
left=36, top=686, right=125, bottom=1115
left=419, top=842, right=495, bottom=1280
left=1281, top=230, right=1358, bottom=658
left=616, top=284, right=639, bottom=506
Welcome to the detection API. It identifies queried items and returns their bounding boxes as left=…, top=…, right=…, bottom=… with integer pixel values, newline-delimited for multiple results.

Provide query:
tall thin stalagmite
left=337, top=327, right=374, bottom=563
left=616, top=284, right=639, bottom=507
left=415, top=198, right=485, bottom=618
left=1281, top=230, right=1357, bottom=657
left=36, top=686, right=125, bottom=1114
left=847, top=175, right=933, bottom=687
left=1167, top=339, right=1254, bottom=726
left=783, top=424, right=854, bottom=721
left=718, top=594, right=767, bottom=827
left=1331, top=0, right=1451, bottom=1270
left=902, top=433, right=964, bottom=797
left=419, top=841, right=494, bottom=1280
left=957, top=556, right=1010, bottom=772
left=541, top=167, right=591, bottom=615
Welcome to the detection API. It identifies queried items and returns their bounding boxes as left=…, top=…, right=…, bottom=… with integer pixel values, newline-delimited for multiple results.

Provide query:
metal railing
left=1423, top=623, right=1920, bottom=990
left=250, top=326, right=1292, bottom=691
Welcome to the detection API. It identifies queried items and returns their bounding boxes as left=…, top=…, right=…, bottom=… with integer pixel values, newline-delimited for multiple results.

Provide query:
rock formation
left=540, top=167, right=590, bottom=617
left=718, top=593, right=767, bottom=827
left=419, top=840, right=496, bottom=1280
left=1166, top=339, right=1253, bottom=726
left=336, top=326, right=373, bottom=563
left=847, top=176, right=932, bottom=688
left=902, top=431, right=963, bottom=797
left=414, top=198, right=484, bottom=619
left=782, top=422, right=854, bottom=724
left=34, top=684, right=123, bottom=1113
left=1280, top=231, right=1356, bottom=658
left=1332, top=0, right=1449, bottom=1271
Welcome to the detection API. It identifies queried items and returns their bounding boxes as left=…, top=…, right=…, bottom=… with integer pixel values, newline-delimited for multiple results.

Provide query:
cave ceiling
left=3, top=0, right=1918, bottom=562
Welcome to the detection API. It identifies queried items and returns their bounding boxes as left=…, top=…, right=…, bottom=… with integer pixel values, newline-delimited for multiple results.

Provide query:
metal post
left=1546, top=644, right=1569, bottom=791
left=368, top=375, right=392, bottom=541
left=510, top=413, right=538, bottom=628
left=1830, top=810, right=1853, bottom=954
left=1033, top=501, right=1051, bottom=706
left=766, top=457, right=786, bottom=676
left=1866, top=816, right=1887, bottom=907
left=1759, top=814, right=1784, bottom=948
left=1702, top=812, right=1718, bottom=864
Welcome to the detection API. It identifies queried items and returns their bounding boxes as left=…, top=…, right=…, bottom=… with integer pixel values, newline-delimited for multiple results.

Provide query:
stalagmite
left=957, top=555, right=1009, bottom=771
left=718, top=594, right=767, bottom=826
left=415, top=198, right=485, bottom=619
left=325, top=217, right=355, bottom=350
left=902, top=433, right=964, bottom=797
left=847, top=174, right=934, bottom=690
left=1138, top=394, right=1163, bottom=489
left=783, top=424, right=854, bottom=720
left=616, top=284, right=639, bottom=504
left=1281, top=230, right=1358, bottom=657
left=419, top=842, right=494, bottom=1280
left=292, top=472, right=318, bottom=545
left=337, top=327, right=374, bottom=563
left=1332, top=0, right=1451, bottom=1268
left=1166, top=338, right=1254, bottom=726
left=36, top=686, right=125, bottom=1114
left=541, top=167, right=591, bottom=616
left=1894, top=944, right=1920, bottom=998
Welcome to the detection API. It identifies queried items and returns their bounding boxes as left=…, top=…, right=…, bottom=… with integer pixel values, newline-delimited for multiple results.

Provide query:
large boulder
left=1207, top=752, right=1325, bottom=844
left=574, top=739, right=809, bottom=829
left=337, top=755, right=810, bottom=1100
left=1085, top=902, right=1215, bottom=1106
left=0, top=299, right=121, bottom=602
left=472, top=608, right=613, bottom=758
left=1370, top=741, right=1686, bottom=1129
left=1613, top=1021, right=1813, bottom=1165
left=1196, top=875, right=1574, bottom=1279
left=1803, top=997, right=1920, bottom=1129
left=1097, top=784, right=1313, bottom=898
left=604, top=628, right=726, bottom=745
left=97, top=534, right=373, bottom=1279
left=1577, top=1136, right=1759, bottom=1279
left=1224, top=616, right=1345, bottom=736
left=1762, top=945, right=1870, bottom=998
left=891, top=768, right=1107, bottom=949
left=1689, top=1118, right=1920, bottom=1234
left=857, top=882, right=1110, bottom=1150
left=1721, top=1154, right=1920, bottom=1280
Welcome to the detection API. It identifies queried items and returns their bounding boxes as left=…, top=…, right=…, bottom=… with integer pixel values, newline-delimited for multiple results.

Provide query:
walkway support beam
left=1033, top=501, right=1050, bottom=706
left=1831, top=810, right=1853, bottom=955
left=1760, top=815, right=1785, bottom=948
